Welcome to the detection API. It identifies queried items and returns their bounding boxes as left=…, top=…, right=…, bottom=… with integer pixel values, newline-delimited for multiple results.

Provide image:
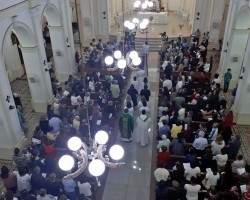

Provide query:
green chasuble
left=119, top=113, right=134, bottom=139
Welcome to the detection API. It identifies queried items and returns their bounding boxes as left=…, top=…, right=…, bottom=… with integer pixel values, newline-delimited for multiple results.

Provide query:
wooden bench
left=159, top=71, right=212, bottom=81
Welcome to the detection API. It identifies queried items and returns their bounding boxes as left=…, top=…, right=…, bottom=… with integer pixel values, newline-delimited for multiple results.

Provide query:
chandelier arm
left=63, top=142, right=89, bottom=179
left=96, top=145, right=125, bottom=168
left=107, top=66, right=119, bottom=72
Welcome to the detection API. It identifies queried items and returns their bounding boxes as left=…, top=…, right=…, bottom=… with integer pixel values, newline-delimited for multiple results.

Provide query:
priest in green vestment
left=119, top=108, right=134, bottom=142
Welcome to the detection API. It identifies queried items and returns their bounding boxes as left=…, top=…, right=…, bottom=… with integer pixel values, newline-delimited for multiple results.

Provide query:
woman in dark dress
left=127, top=84, right=138, bottom=107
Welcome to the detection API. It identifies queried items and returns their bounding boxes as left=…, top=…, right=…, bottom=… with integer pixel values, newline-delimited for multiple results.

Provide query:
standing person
left=127, top=84, right=138, bottom=107
left=140, top=85, right=151, bottom=101
left=12, top=148, right=27, bottom=172
left=230, top=84, right=238, bottom=107
left=13, top=168, right=31, bottom=193
left=136, top=110, right=152, bottom=146
left=0, top=166, right=17, bottom=193
left=136, top=68, right=146, bottom=93
left=110, top=80, right=120, bottom=100
left=224, top=68, right=232, bottom=93
left=221, top=111, right=234, bottom=144
left=192, top=29, right=201, bottom=45
left=143, top=42, right=150, bottom=75
left=184, top=177, right=201, bottom=200
left=131, top=77, right=139, bottom=93
left=228, top=135, right=241, bottom=159
left=119, top=108, right=134, bottom=142
left=62, top=177, right=76, bottom=200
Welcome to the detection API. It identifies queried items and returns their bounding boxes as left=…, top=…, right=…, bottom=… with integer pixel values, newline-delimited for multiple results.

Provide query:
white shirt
left=159, top=115, right=169, bottom=123
left=211, top=141, right=225, bottom=155
left=176, top=81, right=183, bottom=93
left=163, top=79, right=172, bottom=90
left=184, top=184, right=201, bottom=200
left=231, top=160, right=245, bottom=173
left=158, top=106, right=168, bottom=117
left=140, top=106, right=150, bottom=114
left=157, top=139, right=170, bottom=151
left=71, top=95, right=81, bottom=106
left=213, top=154, right=228, bottom=166
left=77, top=181, right=92, bottom=197
left=204, top=63, right=210, bottom=72
left=154, top=168, right=170, bottom=182
left=37, top=195, right=56, bottom=200
left=53, top=102, right=60, bottom=115
left=178, top=108, right=186, bottom=121
left=193, top=137, right=208, bottom=150
left=161, top=60, right=168, bottom=70
left=206, top=171, right=220, bottom=186
left=13, top=171, right=31, bottom=192
left=131, top=80, right=139, bottom=92
left=185, top=167, right=201, bottom=181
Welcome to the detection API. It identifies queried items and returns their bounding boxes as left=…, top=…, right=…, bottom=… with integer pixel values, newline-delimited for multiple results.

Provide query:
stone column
left=0, top=55, right=27, bottom=159
left=79, top=0, right=95, bottom=45
left=59, top=0, right=76, bottom=73
left=3, top=34, right=24, bottom=82
left=49, top=26, right=72, bottom=81
left=233, top=36, right=250, bottom=125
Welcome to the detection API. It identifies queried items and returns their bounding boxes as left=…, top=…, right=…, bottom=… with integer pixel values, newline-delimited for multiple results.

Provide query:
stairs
left=121, top=37, right=163, bottom=52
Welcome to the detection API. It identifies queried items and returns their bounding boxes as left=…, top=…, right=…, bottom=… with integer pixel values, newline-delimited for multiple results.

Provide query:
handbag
left=202, top=178, right=211, bottom=190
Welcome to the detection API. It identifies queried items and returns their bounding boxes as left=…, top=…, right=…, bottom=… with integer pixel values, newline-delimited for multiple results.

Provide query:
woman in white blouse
left=211, top=135, right=225, bottom=155
left=13, top=169, right=31, bottom=193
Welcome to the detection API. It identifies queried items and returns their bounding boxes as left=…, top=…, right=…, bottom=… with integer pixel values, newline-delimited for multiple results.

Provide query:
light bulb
left=129, top=51, right=138, bottom=59
left=95, top=130, right=109, bottom=145
left=139, top=22, right=147, bottom=30
left=67, top=137, right=82, bottom=151
left=58, top=155, right=74, bottom=171
left=114, top=50, right=122, bottom=59
left=142, top=18, right=149, bottom=25
left=124, top=20, right=130, bottom=28
left=128, top=23, right=135, bottom=30
left=109, top=145, right=124, bottom=160
left=104, top=56, right=114, bottom=65
left=132, top=56, right=142, bottom=66
left=117, top=59, right=126, bottom=69
left=132, top=18, right=139, bottom=24
left=142, top=2, right=147, bottom=9
left=88, top=159, right=105, bottom=176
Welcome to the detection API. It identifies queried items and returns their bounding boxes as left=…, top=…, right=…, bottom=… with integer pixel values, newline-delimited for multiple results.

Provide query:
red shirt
left=157, top=151, right=170, bottom=166
left=222, top=114, right=233, bottom=128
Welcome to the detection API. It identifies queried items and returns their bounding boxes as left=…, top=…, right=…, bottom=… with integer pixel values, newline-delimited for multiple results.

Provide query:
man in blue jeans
left=224, top=68, right=232, bottom=93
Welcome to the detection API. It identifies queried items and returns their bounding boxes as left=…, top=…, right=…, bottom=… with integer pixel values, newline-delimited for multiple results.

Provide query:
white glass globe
left=148, top=1, right=153, bottom=7
left=58, top=155, right=74, bottom=171
left=114, top=50, right=122, bottom=59
left=139, top=22, right=147, bottom=30
left=132, top=18, right=139, bottom=24
left=95, top=130, right=109, bottom=145
left=129, top=51, right=138, bottom=59
left=142, top=18, right=149, bottom=25
left=124, top=20, right=130, bottom=28
left=117, top=59, right=127, bottom=69
left=104, top=56, right=114, bottom=65
left=128, top=23, right=135, bottom=30
left=109, top=145, right=124, bottom=160
left=133, top=0, right=141, bottom=8
left=142, top=2, right=147, bottom=9
left=88, top=159, right=105, bottom=177
left=67, top=137, right=82, bottom=151
left=132, top=56, right=142, bottom=66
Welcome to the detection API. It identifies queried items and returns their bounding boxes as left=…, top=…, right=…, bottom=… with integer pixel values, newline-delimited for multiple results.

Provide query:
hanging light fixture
left=58, top=131, right=125, bottom=184
left=133, top=0, right=154, bottom=10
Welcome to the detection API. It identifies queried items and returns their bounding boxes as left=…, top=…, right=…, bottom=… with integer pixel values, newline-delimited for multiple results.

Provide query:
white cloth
left=136, top=70, right=146, bottom=93
left=77, top=181, right=92, bottom=197
left=131, top=80, right=139, bottom=92
left=176, top=81, right=183, bottom=93
left=139, top=106, right=150, bottom=114
left=53, top=102, right=60, bottom=115
left=193, top=137, right=208, bottom=150
left=206, top=171, right=220, bottom=186
left=185, top=167, right=201, bottom=181
left=204, top=63, right=210, bottom=72
left=163, top=79, right=172, bottom=90
left=158, top=106, right=168, bottom=117
left=211, top=141, right=225, bottom=155
left=13, top=171, right=31, bottom=192
left=154, top=168, right=170, bottom=182
left=184, top=184, right=201, bottom=200
left=136, top=114, right=152, bottom=146
left=71, top=95, right=81, bottom=106
left=37, top=195, right=56, bottom=200
left=138, top=100, right=148, bottom=108
left=213, top=154, right=228, bottom=166
left=159, top=115, right=169, bottom=123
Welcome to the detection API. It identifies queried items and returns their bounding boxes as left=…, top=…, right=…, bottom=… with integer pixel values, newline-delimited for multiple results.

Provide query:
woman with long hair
left=0, top=166, right=17, bottom=193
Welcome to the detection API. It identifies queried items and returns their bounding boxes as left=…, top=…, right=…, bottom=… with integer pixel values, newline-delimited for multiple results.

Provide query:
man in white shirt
left=204, top=60, right=210, bottom=72
left=154, top=163, right=170, bottom=182
left=178, top=105, right=185, bottom=121
left=162, top=77, right=172, bottom=90
left=157, top=135, right=170, bottom=151
left=185, top=162, right=201, bottom=181
left=77, top=180, right=92, bottom=198
left=213, top=149, right=228, bottom=172
left=184, top=177, right=201, bottom=200
left=131, top=76, right=139, bottom=93
left=231, top=155, right=245, bottom=173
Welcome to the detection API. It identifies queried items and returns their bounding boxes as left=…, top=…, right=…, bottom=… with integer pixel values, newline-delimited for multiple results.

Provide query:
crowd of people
left=154, top=35, right=250, bottom=200
left=1, top=63, right=132, bottom=199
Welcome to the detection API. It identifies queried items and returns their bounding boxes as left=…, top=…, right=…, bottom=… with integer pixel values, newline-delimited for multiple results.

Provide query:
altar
left=137, top=12, right=167, bottom=24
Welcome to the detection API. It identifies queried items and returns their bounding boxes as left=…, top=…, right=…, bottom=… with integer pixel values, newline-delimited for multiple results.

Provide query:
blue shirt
left=62, top=179, right=76, bottom=193
left=159, top=125, right=170, bottom=138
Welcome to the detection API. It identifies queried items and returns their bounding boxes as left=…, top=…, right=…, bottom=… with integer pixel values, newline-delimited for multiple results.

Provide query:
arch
left=2, top=22, right=36, bottom=52
left=42, top=3, right=62, bottom=26
left=234, top=6, right=250, bottom=29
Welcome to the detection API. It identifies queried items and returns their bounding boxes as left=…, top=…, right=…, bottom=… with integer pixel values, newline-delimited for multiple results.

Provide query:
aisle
left=102, top=52, right=159, bottom=200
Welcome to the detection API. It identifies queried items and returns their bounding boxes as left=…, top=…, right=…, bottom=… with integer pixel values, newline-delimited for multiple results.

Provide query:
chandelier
left=134, top=0, right=154, bottom=10
left=105, top=50, right=142, bottom=70
left=58, top=130, right=125, bottom=184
